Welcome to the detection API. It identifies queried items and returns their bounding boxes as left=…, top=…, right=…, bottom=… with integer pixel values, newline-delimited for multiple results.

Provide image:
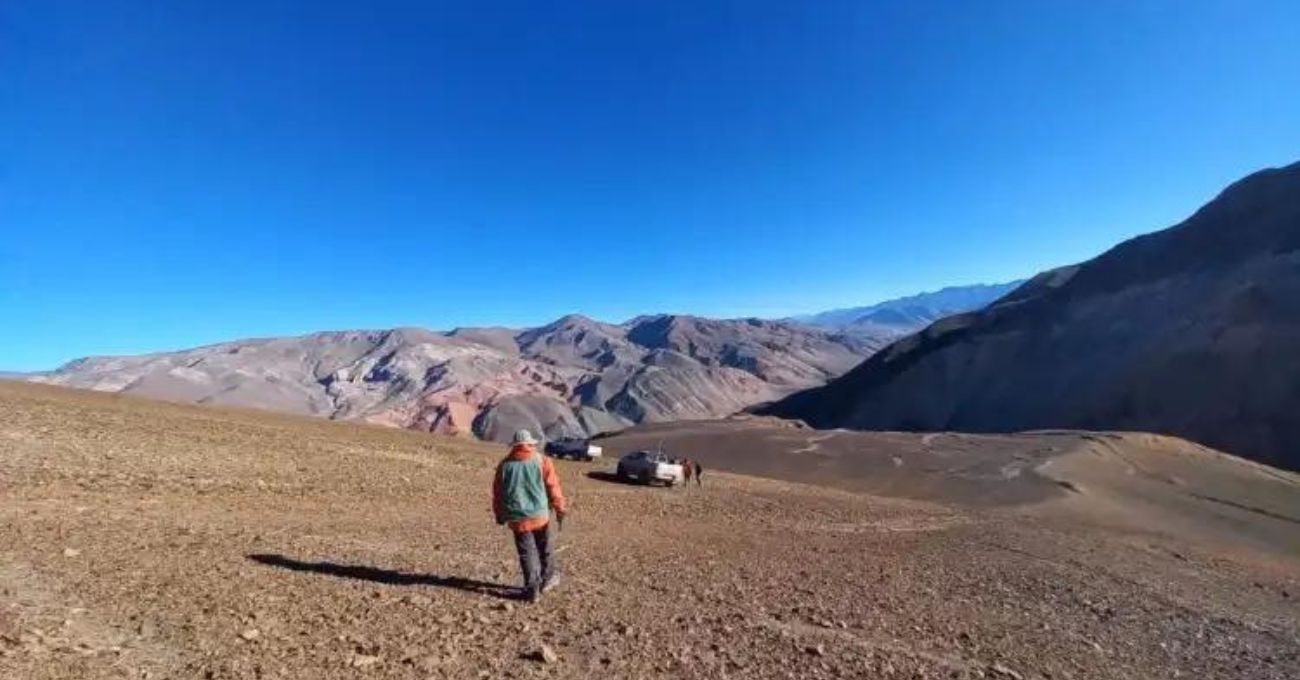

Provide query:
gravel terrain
left=2, top=382, right=1298, bottom=679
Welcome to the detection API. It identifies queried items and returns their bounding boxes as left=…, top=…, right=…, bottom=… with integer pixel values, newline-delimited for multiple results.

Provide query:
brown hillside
left=2, top=382, right=1298, bottom=679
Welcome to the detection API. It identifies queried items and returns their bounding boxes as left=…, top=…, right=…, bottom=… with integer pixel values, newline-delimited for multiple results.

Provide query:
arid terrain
left=3, top=381, right=1299, bottom=679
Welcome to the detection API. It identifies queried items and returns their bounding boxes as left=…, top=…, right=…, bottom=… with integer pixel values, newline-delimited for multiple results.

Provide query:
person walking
left=492, top=429, right=568, bottom=603
left=693, top=460, right=704, bottom=486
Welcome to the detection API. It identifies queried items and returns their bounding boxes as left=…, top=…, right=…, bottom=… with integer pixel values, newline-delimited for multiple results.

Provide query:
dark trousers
left=512, top=522, right=556, bottom=594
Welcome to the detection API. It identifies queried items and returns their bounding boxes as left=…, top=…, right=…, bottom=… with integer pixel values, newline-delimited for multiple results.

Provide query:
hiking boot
left=540, top=573, right=562, bottom=594
left=519, top=586, right=540, bottom=604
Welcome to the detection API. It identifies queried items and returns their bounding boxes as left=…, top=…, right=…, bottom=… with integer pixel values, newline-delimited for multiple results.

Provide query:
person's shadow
left=247, top=553, right=519, bottom=600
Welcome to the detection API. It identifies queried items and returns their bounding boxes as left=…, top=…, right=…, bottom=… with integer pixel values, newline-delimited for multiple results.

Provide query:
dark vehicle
left=544, top=437, right=603, bottom=461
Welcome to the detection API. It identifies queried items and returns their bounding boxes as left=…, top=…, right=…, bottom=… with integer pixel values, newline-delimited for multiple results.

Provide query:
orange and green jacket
left=492, top=444, right=567, bottom=533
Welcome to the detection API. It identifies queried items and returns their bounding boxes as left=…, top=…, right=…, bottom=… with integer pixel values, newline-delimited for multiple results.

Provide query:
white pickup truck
left=616, top=450, right=684, bottom=486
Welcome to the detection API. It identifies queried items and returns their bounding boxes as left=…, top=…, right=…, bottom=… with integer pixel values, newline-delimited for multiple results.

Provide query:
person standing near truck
left=492, top=429, right=568, bottom=603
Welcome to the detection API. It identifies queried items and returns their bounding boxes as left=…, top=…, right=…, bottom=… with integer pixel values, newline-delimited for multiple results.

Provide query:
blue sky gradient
left=3, top=1, right=1299, bottom=370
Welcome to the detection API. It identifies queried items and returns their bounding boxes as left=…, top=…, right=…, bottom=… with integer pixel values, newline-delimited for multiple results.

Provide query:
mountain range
left=764, top=161, right=1300, bottom=472
left=31, top=315, right=893, bottom=441
left=28, top=279, right=1023, bottom=442
left=32, top=159, right=1297, bottom=469
left=793, top=280, right=1024, bottom=333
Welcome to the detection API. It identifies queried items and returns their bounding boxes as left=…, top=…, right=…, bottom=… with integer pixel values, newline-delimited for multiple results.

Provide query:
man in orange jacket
left=492, top=429, right=568, bottom=602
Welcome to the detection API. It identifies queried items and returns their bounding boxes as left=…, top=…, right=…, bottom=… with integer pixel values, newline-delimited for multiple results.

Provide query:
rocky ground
left=2, top=381, right=1298, bottom=679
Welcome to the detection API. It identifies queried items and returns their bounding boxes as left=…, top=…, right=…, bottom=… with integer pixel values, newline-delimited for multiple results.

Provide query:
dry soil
left=2, top=382, right=1298, bottom=679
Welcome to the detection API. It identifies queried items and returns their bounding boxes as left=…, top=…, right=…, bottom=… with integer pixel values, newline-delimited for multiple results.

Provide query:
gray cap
left=511, top=429, right=538, bottom=445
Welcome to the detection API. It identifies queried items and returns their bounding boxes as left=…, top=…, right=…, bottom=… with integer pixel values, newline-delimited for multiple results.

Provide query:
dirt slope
left=601, top=419, right=1300, bottom=555
left=2, top=382, right=1298, bottom=679
left=763, top=160, right=1300, bottom=471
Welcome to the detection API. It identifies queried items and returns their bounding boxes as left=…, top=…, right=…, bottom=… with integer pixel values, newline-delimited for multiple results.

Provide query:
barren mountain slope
left=764, top=161, right=1300, bottom=471
left=32, top=315, right=888, bottom=442
left=2, top=382, right=1298, bottom=680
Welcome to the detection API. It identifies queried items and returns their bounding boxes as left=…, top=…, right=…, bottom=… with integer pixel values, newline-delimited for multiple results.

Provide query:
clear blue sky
left=3, top=1, right=1299, bottom=370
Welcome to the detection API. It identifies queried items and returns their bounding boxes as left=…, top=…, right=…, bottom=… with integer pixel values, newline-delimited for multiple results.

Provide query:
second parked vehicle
left=544, top=437, right=603, bottom=461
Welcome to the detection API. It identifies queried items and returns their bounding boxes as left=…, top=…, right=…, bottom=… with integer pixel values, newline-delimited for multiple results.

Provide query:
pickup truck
left=616, top=450, right=684, bottom=486
left=544, top=437, right=603, bottom=461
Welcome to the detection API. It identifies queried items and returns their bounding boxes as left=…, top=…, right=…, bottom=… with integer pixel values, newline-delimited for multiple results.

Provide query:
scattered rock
left=351, top=654, right=382, bottom=668
left=805, top=644, right=826, bottom=656
left=990, top=662, right=1024, bottom=680
left=238, top=628, right=260, bottom=641
left=62, top=548, right=81, bottom=558
left=528, top=643, right=559, bottom=664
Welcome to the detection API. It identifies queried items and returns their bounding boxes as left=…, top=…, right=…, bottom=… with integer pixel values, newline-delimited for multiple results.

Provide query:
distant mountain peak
left=794, top=280, right=1026, bottom=333
left=547, top=313, right=601, bottom=327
